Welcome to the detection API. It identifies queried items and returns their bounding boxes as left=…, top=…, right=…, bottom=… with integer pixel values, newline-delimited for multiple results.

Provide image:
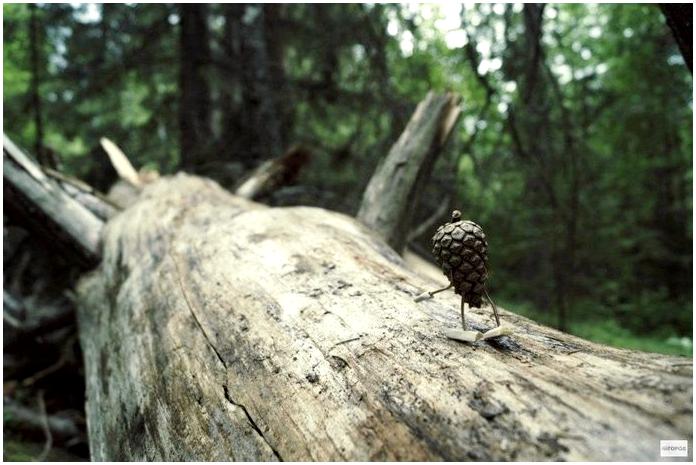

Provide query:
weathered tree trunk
left=77, top=174, right=692, bottom=461
left=357, top=91, right=462, bottom=254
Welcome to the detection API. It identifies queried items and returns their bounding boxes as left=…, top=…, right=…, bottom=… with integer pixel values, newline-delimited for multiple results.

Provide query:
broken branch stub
left=235, top=145, right=312, bottom=200
left=357, top=91, right=462, bottom=253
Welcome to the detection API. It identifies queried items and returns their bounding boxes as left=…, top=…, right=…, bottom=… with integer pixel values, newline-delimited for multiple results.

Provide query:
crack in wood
left=170, top=251, right=227, bottom=370
left=328, top=336, right=362, bottom=352
left=223, top=385, right=283, bottom=461
left=171, top=249, right=283, bottom=460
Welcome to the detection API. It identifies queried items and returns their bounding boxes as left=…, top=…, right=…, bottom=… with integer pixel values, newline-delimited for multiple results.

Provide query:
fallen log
left=77, top=174, right=692, bottom=461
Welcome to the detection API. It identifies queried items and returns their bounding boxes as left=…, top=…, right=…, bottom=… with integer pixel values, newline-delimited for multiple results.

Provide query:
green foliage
left=3, top=3, right=691, bottom=354
left=571, top=319, right=692, bottom=357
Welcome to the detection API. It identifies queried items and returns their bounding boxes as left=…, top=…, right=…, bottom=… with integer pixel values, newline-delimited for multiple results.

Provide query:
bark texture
left=358, top=91, right=462, bottom=254
left=77, top=174, right=692, bottom=461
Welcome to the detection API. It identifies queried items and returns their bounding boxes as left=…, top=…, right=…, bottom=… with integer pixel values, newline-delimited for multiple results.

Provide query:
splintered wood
left=445, top=325, right=514, bottom=343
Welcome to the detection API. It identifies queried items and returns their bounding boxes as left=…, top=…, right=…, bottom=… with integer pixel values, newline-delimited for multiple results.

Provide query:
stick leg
left=460, top=296, right=467, bottom=330
left=484, top=289, right=500, bottom=327
left=413, top=283, right=452, bottom=302
left=428, top=283, right=452, bottom=297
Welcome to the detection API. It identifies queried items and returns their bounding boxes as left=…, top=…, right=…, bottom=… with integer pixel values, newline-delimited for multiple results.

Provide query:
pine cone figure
left=431, top=210, right=488, bottom=308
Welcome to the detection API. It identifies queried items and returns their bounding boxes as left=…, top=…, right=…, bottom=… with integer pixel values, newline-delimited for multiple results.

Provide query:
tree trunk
left=263, top=4, right=290, bottom=147
left=660, top=3, right=692, bottom=73
left=239, top=5, right=285, bottom=164
left=219, top=4, right=286, bottom=168
left=28, top=3, right=46, bottom=167
left=220, top=3, right=245, bottom=158
left=77, top=174, right=691, bottom=461
left=178, top=4, right=212, bottom=170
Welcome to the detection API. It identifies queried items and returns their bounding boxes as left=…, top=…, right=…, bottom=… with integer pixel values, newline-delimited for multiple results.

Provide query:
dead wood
left=3, top=134, right=106, bottom=265
left=357, top=91, right=462, bottom=253
left=235, top=145, right=312, bottom=200
left=77, top=174, right=692, bottom=461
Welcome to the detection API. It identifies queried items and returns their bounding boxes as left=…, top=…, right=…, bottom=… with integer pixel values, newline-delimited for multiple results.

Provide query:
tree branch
left=3, top=134, right=105, bottom=265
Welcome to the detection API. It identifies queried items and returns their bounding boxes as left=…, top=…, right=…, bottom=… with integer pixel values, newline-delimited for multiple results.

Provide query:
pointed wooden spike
left=100, top=137, right=141, bottom=187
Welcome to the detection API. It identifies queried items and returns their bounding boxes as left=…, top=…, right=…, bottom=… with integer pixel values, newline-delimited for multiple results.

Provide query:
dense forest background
left=3, top=2, right=692, bottom=360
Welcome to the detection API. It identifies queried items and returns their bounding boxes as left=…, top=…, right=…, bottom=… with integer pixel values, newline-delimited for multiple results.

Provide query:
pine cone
left=431, top=210, right=488, bottom=307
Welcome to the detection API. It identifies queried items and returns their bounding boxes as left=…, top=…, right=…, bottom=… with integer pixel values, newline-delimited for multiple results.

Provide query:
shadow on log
left=77, top=174, right=692, bottom=461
